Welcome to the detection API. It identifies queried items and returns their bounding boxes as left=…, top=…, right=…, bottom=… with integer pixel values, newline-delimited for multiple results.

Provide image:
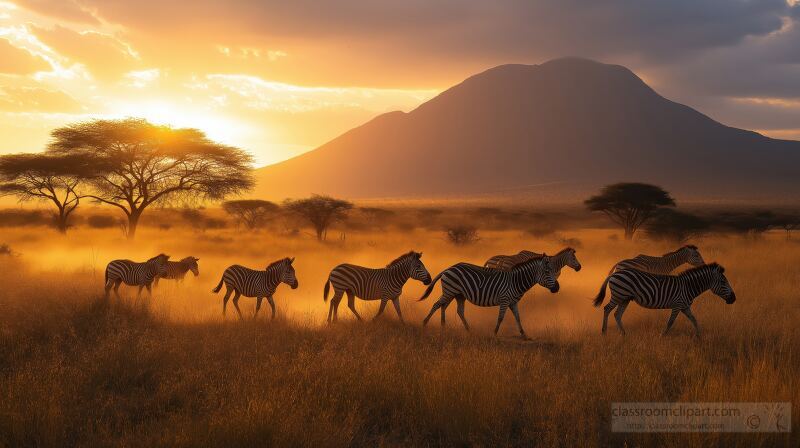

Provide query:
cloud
left=0, top=85, right=83, bottom=112
left=0, top=37, right=50, bottom=74
left=30, top=25, right=140, bottom=80
left=13, top=0, right=99, bottom=24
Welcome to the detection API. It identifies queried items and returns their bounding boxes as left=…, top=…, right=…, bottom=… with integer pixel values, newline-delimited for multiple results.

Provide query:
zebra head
left=541, top=257, right=560, bottom=293
left=280, top=257, right=299, bottom=289
left=564, top=248, right=582, bottom=272
left=148, top=253, right=170, bottom=276
left=411, top=251, right=432, bottom=285
left=683, top=245, right=705, bottom=266
left=183, top=256, right=200, bottom=276
left=709, top=263, right=735, bottom=304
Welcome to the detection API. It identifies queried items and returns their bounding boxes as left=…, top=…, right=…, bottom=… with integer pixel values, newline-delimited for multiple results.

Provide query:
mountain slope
left=255, top=58, right=800, bottom=201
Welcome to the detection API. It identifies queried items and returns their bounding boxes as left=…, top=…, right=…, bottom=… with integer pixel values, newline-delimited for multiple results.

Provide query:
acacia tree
left=222, top=199, right=280, bottom=229
left=47, top=118, right=254, bottom=239
left=585, top=182, right=675, bottom=240
left=0, top=153, right=96, bottom=233
left=283, top=194, right=353, bottom=241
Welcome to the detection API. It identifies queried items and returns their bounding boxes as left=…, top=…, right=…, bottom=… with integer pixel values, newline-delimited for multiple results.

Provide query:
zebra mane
left=509, top=253, right=546, bottom=271
left=179, top=256, right=197, bottom=263
left=680, top=262, right=721, bottom=277
left=266, top=257, right=290, bottom=270
left=555, top=247, right=575, bottom=256
left=147, top=253, right=169, bottom=262
left=386, top=251, right=419, bottom=268
left=663, top=245, right=697, bottom=256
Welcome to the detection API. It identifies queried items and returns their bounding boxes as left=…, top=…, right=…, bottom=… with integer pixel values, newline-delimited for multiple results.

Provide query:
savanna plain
left=0, top=206, right=797, bottom=447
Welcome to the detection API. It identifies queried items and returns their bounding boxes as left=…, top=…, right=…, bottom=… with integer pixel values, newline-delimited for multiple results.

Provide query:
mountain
left=255, top=58, right=800, bottom=201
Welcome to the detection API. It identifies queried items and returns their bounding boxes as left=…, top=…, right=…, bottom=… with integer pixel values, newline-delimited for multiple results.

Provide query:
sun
left=107, top=98, right=253, bottom=150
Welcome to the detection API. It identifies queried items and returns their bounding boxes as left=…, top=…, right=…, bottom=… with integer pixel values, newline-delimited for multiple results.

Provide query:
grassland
left=0, top=221, right=797, bottom=447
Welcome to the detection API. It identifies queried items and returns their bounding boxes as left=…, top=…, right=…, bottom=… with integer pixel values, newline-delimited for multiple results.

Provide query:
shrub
left=87, top=215, right=119, bottom=229
left=0, top=209, right=49, bottom=227
left=445, top=225, right=480, bottom=246
left=645, top=209, right=709, bottom=243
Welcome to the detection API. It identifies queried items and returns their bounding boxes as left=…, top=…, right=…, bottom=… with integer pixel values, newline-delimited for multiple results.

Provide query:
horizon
left=1, top=1, right=799, bottom=167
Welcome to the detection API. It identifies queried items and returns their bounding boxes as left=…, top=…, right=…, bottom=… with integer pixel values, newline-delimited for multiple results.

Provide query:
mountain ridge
left=254, top=57, right=800, bottom=201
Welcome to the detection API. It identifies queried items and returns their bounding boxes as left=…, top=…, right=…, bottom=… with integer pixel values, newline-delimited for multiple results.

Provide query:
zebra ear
left=289, top=257, right=295, bottom=264
left=417, top=252, right=422, bottom=258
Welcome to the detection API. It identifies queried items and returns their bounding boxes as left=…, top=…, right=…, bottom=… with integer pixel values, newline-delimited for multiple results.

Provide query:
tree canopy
left=283, top=194, right=353, bottom=241
left=0, top=152, right=97, bottom=233
left=222, top=199, right=280, bottom=229
left=585, top=182, right=675, bottom=239
left=46, top=118, right=254, bottom=238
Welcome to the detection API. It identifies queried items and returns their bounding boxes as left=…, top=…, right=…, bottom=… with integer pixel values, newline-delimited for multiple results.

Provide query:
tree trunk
left=127, top=211, right=142, bottom=240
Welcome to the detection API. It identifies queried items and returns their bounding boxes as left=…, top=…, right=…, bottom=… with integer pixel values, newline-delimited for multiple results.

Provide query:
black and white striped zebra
left=104, top=253, right=170, bottom=299
left=323, top=251, right=432, bottom=323
left=593, top=263, right=735, bottom=336
left=419, top=256, right=559, bottom=338
left=211, top=257, right=298, bottom=319
left=153, top=256, right=199, bottom=287
left=609, top=245, right=704, bottom=275
left=484, top=247, right=582, bottom=277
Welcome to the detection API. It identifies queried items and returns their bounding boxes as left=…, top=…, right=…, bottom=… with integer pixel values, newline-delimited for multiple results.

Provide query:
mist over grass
left=0, top=220, right=798, bottom=446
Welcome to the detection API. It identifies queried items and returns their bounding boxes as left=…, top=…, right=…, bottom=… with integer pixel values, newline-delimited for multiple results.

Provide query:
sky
left=0, top=0, right=798, bottom=167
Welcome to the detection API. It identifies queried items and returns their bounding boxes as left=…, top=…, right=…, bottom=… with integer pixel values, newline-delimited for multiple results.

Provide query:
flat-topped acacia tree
left=0, top=152, right=98, bottom=234
left=47, top=118, right=254, bottom=239
left=585, top=182, right=675, bottom=240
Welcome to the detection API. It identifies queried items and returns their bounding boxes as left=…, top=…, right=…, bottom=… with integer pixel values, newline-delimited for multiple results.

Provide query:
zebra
left=484, top=247, right=581, bottom=277
left=593, top=263, right=735, bottom=337
left=418, top=256, right=559, bottom=338
left=104, top=253, right=170, bottom=299
left=153, top=256, right=199, bottom=287
left=609, top=245, right=704, bottom=276
left=323, top=251, right=432, bottom=324
left=211, top=257, right=298, bottom=319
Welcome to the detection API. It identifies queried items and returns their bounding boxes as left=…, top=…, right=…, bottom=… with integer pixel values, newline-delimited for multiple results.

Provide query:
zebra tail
left=417, top=272, right=443, bottom=301
left=323, top=279, right=331, bottom=302
left=593, top=276, right=610, bottom=307
left=211, top=275, right=224, bottom=293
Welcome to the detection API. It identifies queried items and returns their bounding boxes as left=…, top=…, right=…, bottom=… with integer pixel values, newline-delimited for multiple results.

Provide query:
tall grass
left=0, top=226, right=797, bottom=447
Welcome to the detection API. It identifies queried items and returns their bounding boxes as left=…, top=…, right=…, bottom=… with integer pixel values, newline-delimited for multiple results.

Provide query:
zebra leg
left=613, top=301, right=629, bottom=335
left=113, top=280, right=122, bottom=299
left=222, top=287, right=233, bottom=317
left=391, top=297, right=404, bottom=324
left=373, top=299, right=388, bottom=321
left=255, top=297, right=263, bottom=318
left=153, top=277, right=159, bottom=288
left=662, top=309, right=680, bottom=336
left=104, top=279, right=113, bottom=299
left=494, top=303, right=509, bottom=335
left=422, top=295, right=452, bottom=327
left=267, top=296, right=276, bottom=320
left=510, top=302, right=528, bottom=339
left=681, top=308, right=701, bottom=338
left=456, top=299, right=469, bottom=331
left=145, top=283, right=152, bottom=298
left=440, top=301, right=450, bottom=326
left=232, top=291, right=243, bottom=320
left=346, top=291, right=363, bottom=321
left=602, top=302, right=617, bottom=335
left=328, top=290, right=344, bottom=323
left=137, top=284, right=144, bottom=299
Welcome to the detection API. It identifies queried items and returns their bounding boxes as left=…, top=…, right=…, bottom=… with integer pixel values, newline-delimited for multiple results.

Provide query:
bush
left=645, top=209, right=709, bottom=243
left=445, top=225, right=480, bottom=245
left=0, top=243, right=13, bottom=256
left=86, top=215, right=119, bottom=229
left=0, top=209, right=50, bottom=227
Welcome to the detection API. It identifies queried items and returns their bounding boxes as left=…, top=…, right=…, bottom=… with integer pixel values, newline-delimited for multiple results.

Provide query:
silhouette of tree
left=644, top=208, right=708, bottom=243
left=47, top=118, right=254, bottom=239
left=222, top=199, right=280, bottom=229
left=774, top=213, right=800, bottom=241
left=359, top=206, right=395, bottom=230
left=585, top=182, right=675, bottom=240
left=0, top=153, right=96, bottom=233
left=283, top=194, right=353, bottom=241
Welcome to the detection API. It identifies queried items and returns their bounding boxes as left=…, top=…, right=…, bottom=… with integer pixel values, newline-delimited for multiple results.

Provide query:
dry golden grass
left=0, top=224, right=797, bottom=447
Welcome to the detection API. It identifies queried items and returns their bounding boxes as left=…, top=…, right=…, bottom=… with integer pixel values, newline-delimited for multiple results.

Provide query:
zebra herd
left=103, top=245, right=735, bottom=336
